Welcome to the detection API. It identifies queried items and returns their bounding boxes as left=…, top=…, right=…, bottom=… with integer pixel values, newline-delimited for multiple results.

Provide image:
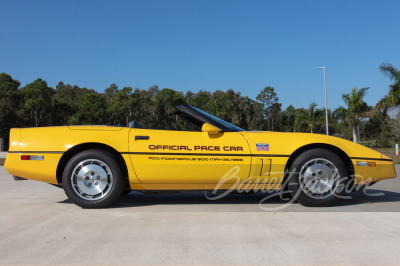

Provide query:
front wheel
left=287, top=148, right=349, bottom=207
left=62, top=149, right=125, bottom=208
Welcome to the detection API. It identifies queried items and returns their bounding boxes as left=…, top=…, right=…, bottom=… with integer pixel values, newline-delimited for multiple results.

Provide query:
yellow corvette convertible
left=4, top=104, right=397, bottom=208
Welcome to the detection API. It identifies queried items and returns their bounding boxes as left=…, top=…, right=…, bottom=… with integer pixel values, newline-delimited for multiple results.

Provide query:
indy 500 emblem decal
left=256, top=143, right=270, bottom=151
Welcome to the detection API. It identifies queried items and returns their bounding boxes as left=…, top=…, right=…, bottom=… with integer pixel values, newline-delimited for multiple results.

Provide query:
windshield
left=186, top=105, right=244, bottom=132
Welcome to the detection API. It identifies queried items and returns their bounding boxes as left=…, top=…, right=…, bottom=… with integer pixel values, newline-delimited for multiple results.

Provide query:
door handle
left=135, top=135, right=150, bottom=140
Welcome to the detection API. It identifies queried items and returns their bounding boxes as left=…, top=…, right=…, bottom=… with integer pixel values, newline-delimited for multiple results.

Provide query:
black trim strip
left=121, top=151, right=290, bottom=157
left=8, top=151, right=64, bottom=154
left=350, top=157, right=393, bottom=162
left=252, top=154, right=290, bottom=157
left=8, top=151, right=391, bottom=161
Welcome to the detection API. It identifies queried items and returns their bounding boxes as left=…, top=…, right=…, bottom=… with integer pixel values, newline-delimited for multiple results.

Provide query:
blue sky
left=1, top=0, right=399, bottom=109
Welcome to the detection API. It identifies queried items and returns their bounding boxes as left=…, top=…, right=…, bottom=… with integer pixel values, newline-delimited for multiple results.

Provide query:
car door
left=128, top=128, right=251, bottom=184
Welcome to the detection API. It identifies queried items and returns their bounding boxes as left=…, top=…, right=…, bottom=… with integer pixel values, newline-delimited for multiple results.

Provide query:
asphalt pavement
left=1, top=165, right=400, bottom=265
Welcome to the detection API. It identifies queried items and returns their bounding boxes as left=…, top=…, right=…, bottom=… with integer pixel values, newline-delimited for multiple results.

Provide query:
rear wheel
left=287, top=148, right=349, bottom=207
left=121, top=188, right=132, bottom=196
left=62, top=149, right=124, bottom=208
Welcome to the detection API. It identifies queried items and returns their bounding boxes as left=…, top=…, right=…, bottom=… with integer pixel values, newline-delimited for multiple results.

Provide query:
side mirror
left=202, top=123, right=222, bottom=135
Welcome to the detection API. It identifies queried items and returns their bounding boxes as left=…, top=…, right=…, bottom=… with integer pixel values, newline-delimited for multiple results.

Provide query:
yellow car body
left=3, top=104, right=397, bottom=207
left=5, top=125, right=396, bottom=187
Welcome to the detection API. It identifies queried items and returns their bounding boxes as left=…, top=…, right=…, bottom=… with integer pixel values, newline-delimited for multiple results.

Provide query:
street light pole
left=317, top=66, right=329, bottom=135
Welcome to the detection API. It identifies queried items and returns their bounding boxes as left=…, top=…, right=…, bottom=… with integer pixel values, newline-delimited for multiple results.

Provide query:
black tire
left=121, top=188, right=132, bottom=196
left=62, top=149, right=124, bottom=208
left=287, top=148, right=349, bottom=207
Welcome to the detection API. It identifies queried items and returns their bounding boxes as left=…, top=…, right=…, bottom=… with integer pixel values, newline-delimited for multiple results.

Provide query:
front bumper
left=352, top=159, right=397, bottom=184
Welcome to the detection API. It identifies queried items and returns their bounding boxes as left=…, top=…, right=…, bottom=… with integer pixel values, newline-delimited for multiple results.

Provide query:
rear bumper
left=5, top=152, right=61, bottom=184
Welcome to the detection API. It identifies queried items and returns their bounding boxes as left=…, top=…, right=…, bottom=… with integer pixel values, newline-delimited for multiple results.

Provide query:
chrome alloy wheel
left=71, top=159, right=113, bottom=200
left=299, top=158, right=340, bottom=199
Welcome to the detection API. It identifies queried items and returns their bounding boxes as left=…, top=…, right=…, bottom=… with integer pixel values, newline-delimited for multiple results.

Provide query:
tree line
left=0, top=63, right=399, bottom=150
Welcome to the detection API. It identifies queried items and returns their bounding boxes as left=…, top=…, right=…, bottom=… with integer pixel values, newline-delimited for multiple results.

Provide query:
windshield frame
left=175, top=104, right=244, bottom=132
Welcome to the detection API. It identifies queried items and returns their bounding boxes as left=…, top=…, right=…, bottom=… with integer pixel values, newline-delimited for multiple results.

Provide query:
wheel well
left=56, top=143, right=129, bottom=185
left=284, top=143, right=355, bottom=182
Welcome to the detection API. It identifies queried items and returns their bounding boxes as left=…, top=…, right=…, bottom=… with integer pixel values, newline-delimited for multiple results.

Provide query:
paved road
left=1, top=165, right=400, bottom=265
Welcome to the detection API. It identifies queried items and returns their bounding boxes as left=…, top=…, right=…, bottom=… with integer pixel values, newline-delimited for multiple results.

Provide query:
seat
left=128, top=120, right=143, bottom=128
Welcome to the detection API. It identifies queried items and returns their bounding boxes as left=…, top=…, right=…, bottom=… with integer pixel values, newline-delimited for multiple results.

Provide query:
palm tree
left=295, top=102, right=323, bottom=133
left=380, top=62, right=400, bottom=83
left=342, top=87, right=370, bottom=143
left=375, top=63, right=400, bottom=115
